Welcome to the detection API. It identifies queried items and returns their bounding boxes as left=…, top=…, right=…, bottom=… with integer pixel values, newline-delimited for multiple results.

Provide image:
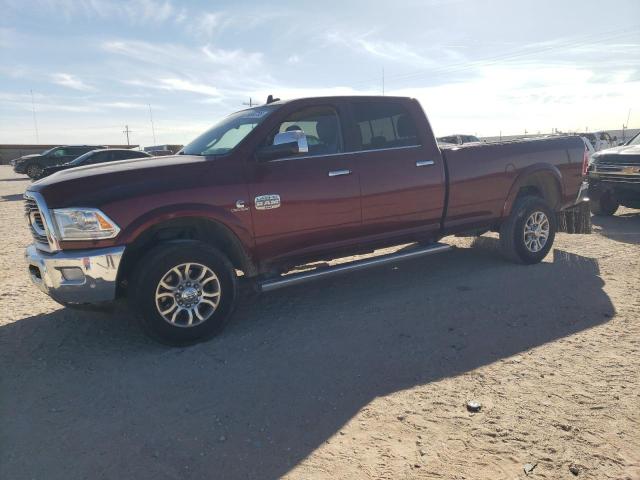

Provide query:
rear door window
left=85, top=151, right=110, bottom=164
left=351, top=102, right=420, bottom=151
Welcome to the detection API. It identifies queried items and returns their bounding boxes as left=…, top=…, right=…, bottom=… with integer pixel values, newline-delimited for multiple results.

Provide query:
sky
left=0, top=0, right=639, bottom=146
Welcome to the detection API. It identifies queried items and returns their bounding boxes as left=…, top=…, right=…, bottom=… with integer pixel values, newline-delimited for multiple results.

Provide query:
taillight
left=581, top=148, right=589, bottom=176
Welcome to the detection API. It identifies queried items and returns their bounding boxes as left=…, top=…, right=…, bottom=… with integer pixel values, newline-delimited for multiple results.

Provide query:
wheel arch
left=502, top=164, right=564, bottom=218
left=117, top=214, right=257, bottom=296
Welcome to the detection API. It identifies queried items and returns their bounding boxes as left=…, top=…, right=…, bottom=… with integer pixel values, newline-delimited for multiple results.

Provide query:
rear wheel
left=130, top=241, right=238, bottom=346
left=590, top=191, right=618, bottom=216
left=500, top=196, right=556, bottom=264
left=26, top=164, right=44, bottom=179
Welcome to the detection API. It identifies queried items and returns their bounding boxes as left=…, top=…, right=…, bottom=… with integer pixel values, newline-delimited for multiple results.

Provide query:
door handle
left=328, top=169, right=351, bottom=177
left=416, top=160, right=435, bottom=167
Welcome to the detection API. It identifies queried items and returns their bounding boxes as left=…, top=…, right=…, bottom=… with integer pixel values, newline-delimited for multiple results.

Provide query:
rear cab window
left=350, top=102, right=420, bottom=151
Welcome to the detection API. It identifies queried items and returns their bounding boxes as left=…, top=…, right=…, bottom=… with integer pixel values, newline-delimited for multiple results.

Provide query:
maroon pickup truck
left=24, top=96, right=589, bottom=345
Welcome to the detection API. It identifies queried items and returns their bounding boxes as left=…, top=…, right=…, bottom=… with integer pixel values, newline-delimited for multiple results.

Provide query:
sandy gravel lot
left=0, top=165, right=639, bottom=480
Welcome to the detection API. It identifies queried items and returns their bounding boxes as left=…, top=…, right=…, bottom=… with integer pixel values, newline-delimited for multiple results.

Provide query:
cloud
left=193, top=12, right=220, bottom=38
left=103, top=39, right=263, bottom=71
left=123, top=78, right=220, bottom=98
left=25, top=0, right=179, bottom=25
left=326, top=31, right=436, bottom=67
left=201, top=45, right=263, bottom=68
left=158, top=78, right=220, bottom=97
left=50, top=73, right=94, bottom=91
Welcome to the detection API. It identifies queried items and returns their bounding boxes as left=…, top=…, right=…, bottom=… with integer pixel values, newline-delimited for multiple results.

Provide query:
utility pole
left=622, top=108, right=631, bottom=142
left=242, top=97, right=257, bottom=107
left=148, top=104, right=157, bottom=145
left=123, top=125, right=132, bottom=146
left=30, top=89, right=39, bottom=144
left=382, top=67, right=385, bottom=96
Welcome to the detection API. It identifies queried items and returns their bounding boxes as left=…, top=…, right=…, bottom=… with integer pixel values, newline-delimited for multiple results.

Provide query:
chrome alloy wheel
left=154, top=263, right=221, bottom=327
left=523, top=211, right=550, bottom=253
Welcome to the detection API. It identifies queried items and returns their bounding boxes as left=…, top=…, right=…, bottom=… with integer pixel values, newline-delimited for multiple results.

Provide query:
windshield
left=40, top=147, right=58, bottom=156
left=627, top=132, right=640, bottom=146
left=181, top=106, right=277, bottom=156
left=69, top=150, right=95, bottom=165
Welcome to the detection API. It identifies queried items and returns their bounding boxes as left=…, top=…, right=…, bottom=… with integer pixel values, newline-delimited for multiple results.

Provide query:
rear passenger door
left=347, top=100, right=445, bottom=237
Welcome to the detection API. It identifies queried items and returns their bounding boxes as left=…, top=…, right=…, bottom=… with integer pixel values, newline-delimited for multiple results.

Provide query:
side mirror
left=256, top=130, right=309, bottom=161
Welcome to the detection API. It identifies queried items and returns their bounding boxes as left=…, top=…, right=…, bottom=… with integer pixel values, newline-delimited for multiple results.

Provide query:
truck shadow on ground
left=0, top=193, right=25, bottom=202
left=591, top=209, right=640, bottom=245
left=0, top=241, right=614, bottom=480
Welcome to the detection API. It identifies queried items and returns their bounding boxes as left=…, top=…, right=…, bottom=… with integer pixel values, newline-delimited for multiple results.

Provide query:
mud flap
left=557, top=202, right=592, bottom=234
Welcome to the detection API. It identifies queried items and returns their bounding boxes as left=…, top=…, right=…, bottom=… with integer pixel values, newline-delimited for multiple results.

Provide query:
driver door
left=246, top=103, right=362, bottom=263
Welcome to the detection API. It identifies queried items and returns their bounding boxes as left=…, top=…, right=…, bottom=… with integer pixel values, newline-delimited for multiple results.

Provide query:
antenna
left=30, top=89, right=39, bottom=143
left=123, top=125, right=132, bottom=146
left=148, top=104, right=157, bottom=145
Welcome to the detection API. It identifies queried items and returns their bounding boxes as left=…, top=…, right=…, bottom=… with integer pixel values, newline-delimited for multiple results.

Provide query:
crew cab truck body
left=24, top=96, right=588, bottom=344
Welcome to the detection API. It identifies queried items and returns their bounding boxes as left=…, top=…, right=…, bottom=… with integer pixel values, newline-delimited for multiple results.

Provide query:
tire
left=130, top=241, right=239, bottom=346
left=26, top=163, right=44, bottom=179
left=500, top=196, right=556, bottom=264
left=590, top=192, right=618, bottom=216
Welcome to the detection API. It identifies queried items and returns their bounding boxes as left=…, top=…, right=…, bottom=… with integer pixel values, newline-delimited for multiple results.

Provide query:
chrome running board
left=259, top=242, right=451, bottom=292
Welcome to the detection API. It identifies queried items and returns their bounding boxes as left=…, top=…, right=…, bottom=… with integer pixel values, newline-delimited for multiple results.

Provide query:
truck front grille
left=594, top=174, right=640, bottom=184
left=591, top=163, right=640, bottom=184
left=24, top=195, right=50, bottom=246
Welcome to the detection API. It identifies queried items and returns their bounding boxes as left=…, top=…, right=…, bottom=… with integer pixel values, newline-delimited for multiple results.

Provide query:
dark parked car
left=437, top=134, right=481, bottom=145
left=37, top=149, right=152, bottom=178
left=24, top=95, right=588, bottom=345
left=588, top=131, right=640, bottom=215
left=13, top=145, right=106, bottom=178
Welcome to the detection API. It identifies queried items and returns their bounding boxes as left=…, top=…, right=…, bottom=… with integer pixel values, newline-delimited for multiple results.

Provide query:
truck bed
left=440, top=136, right=585, bottom=232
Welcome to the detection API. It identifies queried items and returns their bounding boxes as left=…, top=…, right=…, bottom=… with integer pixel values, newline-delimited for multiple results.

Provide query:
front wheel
left=500, top=196, right=556, bottom=264
left=26, top=164, right=44, bottom=179
left=590, top=191, right=618, bottom=216
left=130, top=241, right=239, bottom=346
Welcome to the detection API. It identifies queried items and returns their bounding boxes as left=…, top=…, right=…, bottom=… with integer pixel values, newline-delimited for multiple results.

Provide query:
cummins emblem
left=255, top=194, right=281, bottom=210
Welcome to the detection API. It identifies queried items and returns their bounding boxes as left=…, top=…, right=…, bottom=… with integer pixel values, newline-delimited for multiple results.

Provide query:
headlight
left=52, top=208, right=120, bottom=240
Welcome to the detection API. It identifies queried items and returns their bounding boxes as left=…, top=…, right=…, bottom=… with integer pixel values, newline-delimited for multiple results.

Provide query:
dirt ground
left=0, top=165, right=639, bottom=480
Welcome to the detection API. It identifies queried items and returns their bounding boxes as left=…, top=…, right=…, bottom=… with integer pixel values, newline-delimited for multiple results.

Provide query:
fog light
left=29, top=265, right=42, bottom=281
left=59, top=267, right=85, bottom=282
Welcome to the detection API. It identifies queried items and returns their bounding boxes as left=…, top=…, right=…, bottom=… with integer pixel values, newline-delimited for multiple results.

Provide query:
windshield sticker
left=242, top=109, right=269, bottom=119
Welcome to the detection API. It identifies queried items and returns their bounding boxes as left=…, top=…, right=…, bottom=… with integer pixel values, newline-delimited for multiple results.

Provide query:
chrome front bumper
left=25, top=244, right=125, bottom=304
